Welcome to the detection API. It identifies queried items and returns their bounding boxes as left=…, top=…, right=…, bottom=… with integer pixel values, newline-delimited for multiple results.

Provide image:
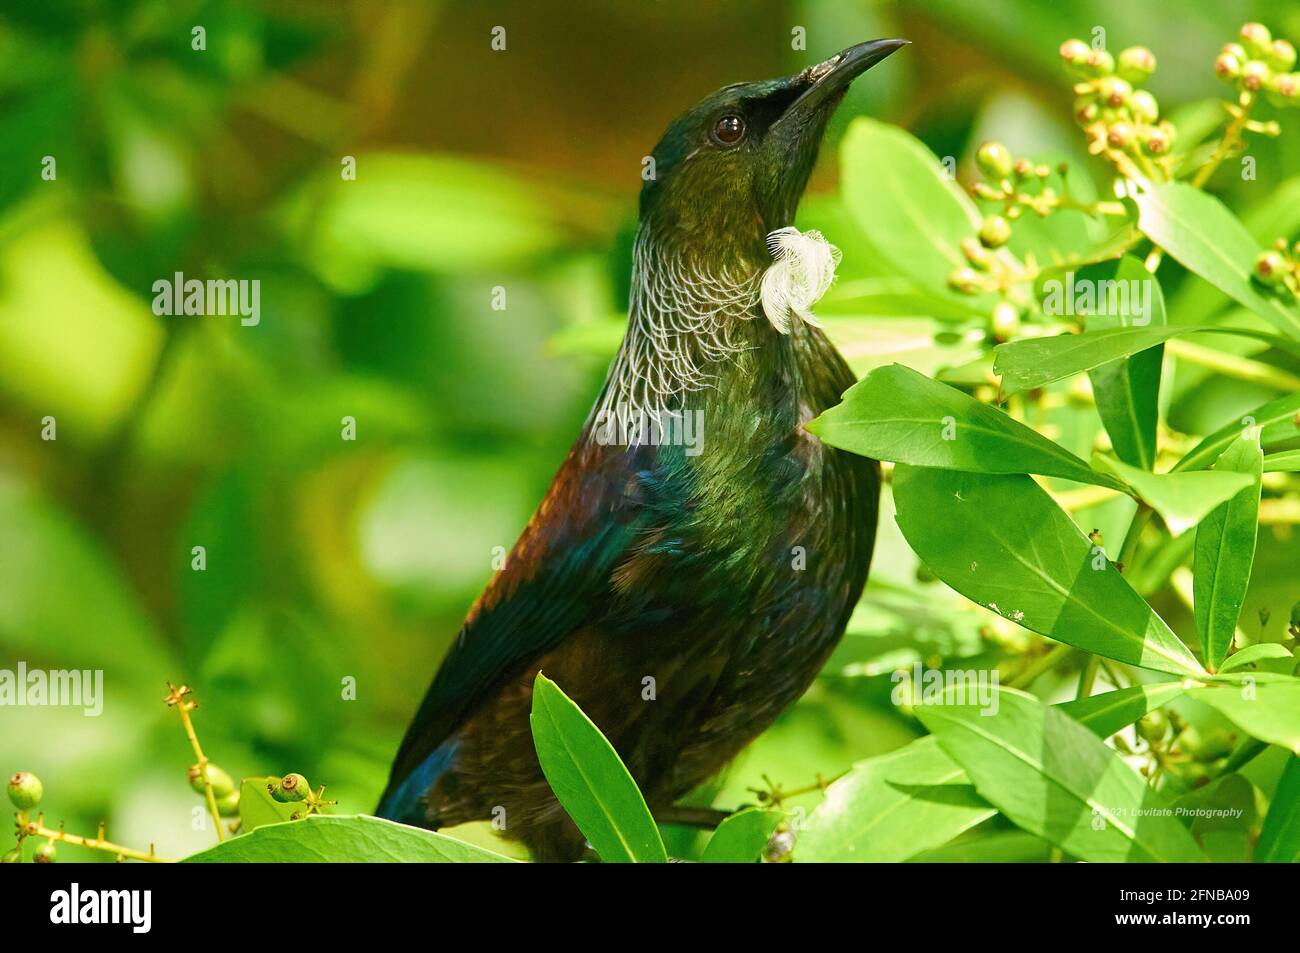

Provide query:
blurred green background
left=2, top=0, right=1298, bottom=861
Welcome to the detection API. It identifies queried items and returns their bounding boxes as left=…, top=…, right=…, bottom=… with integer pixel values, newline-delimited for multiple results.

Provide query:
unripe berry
left=1140, top=126, right=1170, bottom=155
left=1117, top=46, right=1157, bottom=83
left=975, top=141, right=1014, bottom=179
left=1097, top=76, right=1133, bottom=108
left=1059, top=38, right=1090, bottom=66
left=1215, top=52, right=1242, bottom=80
left=188, top=762, right=235, bottom=799
left=1107, top=122, right=1136, bottom=149
left=216, top=791, right=240, bottom=817
left=1271, top=72, right=1299, bottom=101
left=1241, top=59, right=1270, bottom=91
left=990, top=301, right=1020, bottom=342
left=1130, top=89, right=1159, bottom=124
left=947, top=268, right=983, bottom=295
left=1255, top=250, right=1287, bottom=285
left=269, top=772, right=309, bottom=803
left=1084, top=48, right=1115, bottom=76
left=961, top=237, right=992, bottom=270
left=1270, top=39, right=1297, bottom=71
left=34, top=842, right=56, bottom=863
left=1136, top=709, right=1169, bottom=745
left=7, top=772, right=42, bottom=810
left=1013, top=157, right=1034, bottom=178
left=979, top=215, right=1012, bottom=249
left=1240, top=22, right=1273, bottom=58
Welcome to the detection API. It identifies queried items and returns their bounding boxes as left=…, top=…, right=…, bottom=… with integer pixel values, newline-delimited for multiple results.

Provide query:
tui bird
left=378, top=39, right=902, bottom=860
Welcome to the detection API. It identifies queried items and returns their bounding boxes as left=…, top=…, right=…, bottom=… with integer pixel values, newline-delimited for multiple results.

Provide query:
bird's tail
left=375, top=740, right=458, bottom=827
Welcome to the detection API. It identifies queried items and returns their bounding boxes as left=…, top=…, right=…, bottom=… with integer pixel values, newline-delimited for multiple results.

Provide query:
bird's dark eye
left=713, top=114, right=746, bottom=145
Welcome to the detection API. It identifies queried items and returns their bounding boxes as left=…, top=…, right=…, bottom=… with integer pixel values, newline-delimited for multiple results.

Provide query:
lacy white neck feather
left=589, top=226, right=839, bottom=433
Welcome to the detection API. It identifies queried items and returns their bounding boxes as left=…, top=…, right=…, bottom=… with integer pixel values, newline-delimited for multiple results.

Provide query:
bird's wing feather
left=380, top=438, right=654, bottom=808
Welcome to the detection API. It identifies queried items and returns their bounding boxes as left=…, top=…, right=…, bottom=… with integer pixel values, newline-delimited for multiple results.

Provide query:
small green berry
left=188, top=763, right=235, bottom=799
left=1073, top=95, right=1100, bottom=124
left=1117, top=46, right=1157, bottom=83
left=7, top=772, right=43, bottom=810
left=1271, top=72, right=1299, bottom=102
left=1215, top=52, right=1242, bottom=80
left=990, top=301, right=1020, bottom=342
left=978, top=215, right=1012, bottom=249
left=1084, top=48, right=1115, bottom=76
left=1140, top=125, right=1170, bottom=155
left=1255, top=250, right=1288, bottom=285
left=947, top=268, right=984, bottom=295
left=216, top=790, right=240, bottom=817
left=1107, top=122, right=1136, bottom=149
left=960, top=237, right=992, bottom=270
left=270, top=772, right=309, bottom=803
left=1241, top=59, right=1270, bottom=91
left=1136, top=709, right=1169, bottom=745
left=975, top=141, right=1014, bottom=179
left=1059, top=38, right=1090, bottom=67
left=1130, top=89, right=1159, bottom=124
left=1097, top=76, right=1133, bottom=108
left=34, top=842, right=56, bottom=863
left=1241, top=22, right=1273, bottom=58
left=1270, top=39, right=1297, bottom=72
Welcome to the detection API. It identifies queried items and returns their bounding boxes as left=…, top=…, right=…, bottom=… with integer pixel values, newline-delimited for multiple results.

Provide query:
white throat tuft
left=760, top=227, right=840, bottom=334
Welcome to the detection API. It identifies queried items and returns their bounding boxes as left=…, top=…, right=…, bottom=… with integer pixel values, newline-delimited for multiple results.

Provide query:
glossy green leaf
left=1264, top=449, right=1300, bottom=473
left=1093, top=453, right=1253, bottom=536
left=892, top=465, right=1204, bottom=676
left=1193, top=435, right=1263, bottom=671
left=1190, top=675, right=1300, bottom=753
left=796, top=736, right=994, bottom=862
left=808, top=364, right=1126, bottom=490
left=839, top=118, right=987, bottom=308
left=1174, top=391, right=1300, bottom=472
left=1219, top=643, right=1294, bottom=674
left=1083, top=258, right=1165, bottom=469
left=185, top=815, right=516, bottom=862
left=1056, top=682, right=1187, bottom=737
left=1255, top=755, right=1300, bottom=862
left=529, top=673, right=667, bottom=863
left=1135, top=182, right=1300, bottom=341
left=917, top=687, right=1206, bottom=862
left=700, top=809, right=784, bottom=863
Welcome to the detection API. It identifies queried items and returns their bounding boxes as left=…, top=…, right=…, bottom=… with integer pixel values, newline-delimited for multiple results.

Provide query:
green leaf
left=1190, top=675, right=1300, bottom=753
left=808, top=364, right=1126, bottom=491
left=1263, top=449, right=1300, bottom=473
left=839, top=118, right=987, bottom=308
left=1135, top=182, right=1300, bottom=341
left=529, top=673, right=667, bottom=863
left=1083, top=258, right=1166, bottom=469
left=916, top=688, right=1207, bottom=862
left=237, top=776, right=303, bottom=833
left=1056, top=682, right=1188, bottom=737
left=1174, top=391, right=1300, bottom=472
left=1176, top=773, right=1257, bottom=862
left=1092, top=453, right=1254, bottom=536
left=910, top=830, right=1050, bottom=863
left=892, top=465, right=1205, bottom=677
left=1255, top=755, right=1300, bottom=862
left=796, top=736, right=994, bottom=862
left=185, top=815, right=516, bottom=862
left=993, top=325, right=1282, bottom=397
left=700, top=809, right=783, bottom=863
left=1219, top=643, right=1294, bottom=674
left=1193, top=435, right=1263, bottom=671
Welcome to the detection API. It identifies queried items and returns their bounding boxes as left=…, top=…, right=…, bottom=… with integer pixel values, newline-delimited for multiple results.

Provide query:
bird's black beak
left=772, top=38, right=908, bottom=134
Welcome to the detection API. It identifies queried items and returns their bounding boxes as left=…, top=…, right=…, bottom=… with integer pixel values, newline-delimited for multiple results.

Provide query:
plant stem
left=657, top=806, right=733, bottom=830
left=1077, top=655, right=1101, bottom=699
left=1220, top=738, right=1268, bottom=776
left=1007, top=643, right=1075, bottom=689
left=1165, top=338, right=1300, bottom=391
left=1117, top=503, right=1153, bottom=573
left=20, top=816, right=172, bottom=863
left=1192, top=95, right=1254, bottom=188
left=168, top=686, right=225, bottom=842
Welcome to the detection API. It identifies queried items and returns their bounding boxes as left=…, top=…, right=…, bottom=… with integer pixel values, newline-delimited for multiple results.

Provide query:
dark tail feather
left=375, top=740, right=458, bottom=827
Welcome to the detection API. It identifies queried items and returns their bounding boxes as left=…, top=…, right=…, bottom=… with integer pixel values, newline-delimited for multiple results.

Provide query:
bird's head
left=639, top=39, right=907, bottom=260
